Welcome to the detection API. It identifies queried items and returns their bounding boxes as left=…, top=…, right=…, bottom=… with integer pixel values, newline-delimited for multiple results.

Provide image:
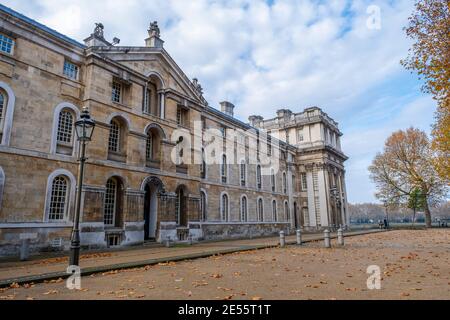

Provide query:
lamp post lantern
left=69, top=106, right=95, bottom=267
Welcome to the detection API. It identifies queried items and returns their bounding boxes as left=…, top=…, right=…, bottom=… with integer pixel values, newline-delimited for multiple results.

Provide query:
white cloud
left=1, top=0, right=436, bottom=203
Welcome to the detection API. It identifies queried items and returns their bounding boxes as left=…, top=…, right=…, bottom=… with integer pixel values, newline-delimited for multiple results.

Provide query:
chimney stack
left=248, top=115, right=264, bottom=127
left=276, top=109, right=292, bottom=119
left=220, top=101, right=235, bottom=117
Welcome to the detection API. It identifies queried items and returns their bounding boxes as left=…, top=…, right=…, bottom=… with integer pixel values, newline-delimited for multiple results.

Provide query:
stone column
left=340, top=171, right=350, bottom=227
left=158, top=91, right=166, bottom=119
left=287, top=162, right=294, bottom=228
left=305, top=164, right=316, bottom=228
left=316, top=164, right=329, bottom=228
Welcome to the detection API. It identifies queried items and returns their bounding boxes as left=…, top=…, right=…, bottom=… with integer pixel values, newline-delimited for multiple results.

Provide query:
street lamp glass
left=75, top=112, right=95, bottom=141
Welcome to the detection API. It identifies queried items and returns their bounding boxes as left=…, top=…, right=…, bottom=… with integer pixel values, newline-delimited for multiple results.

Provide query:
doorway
left=143, top=179, right=162, bottom=240
left=176, top=185, right=188, bottom=227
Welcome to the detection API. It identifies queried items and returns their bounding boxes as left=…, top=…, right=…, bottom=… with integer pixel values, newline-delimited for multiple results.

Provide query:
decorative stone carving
left=192, top=78, right=203, bottom=96
left=148, top=21, right=160, bottom=38
left=145, top=21, right=164, bottom=48
left=94, top=23, right=105, bottom=39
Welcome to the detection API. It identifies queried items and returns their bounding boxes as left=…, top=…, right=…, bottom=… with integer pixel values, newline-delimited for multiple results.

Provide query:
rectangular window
left=177, top=108, right=182, bottom=125
left=143, top=88, right=151, bottom=113
left=0, top=34, right=14, bottom=55
left=63, top=60, right=79, bottom=80
left=301, top=173, right=307, bottom=191
left=108, top=121, right=120, bottom=152
left=297, top=128, right=304, bottom=142
left=240, top=162, right=246, bottom=186
left=112, top=81, right=122, bottom=103
left=177, top=107, right=189, bottom=127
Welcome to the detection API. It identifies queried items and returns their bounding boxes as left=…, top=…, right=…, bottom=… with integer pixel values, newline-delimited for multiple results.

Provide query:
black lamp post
left=69, top=107, right=95, bottom=267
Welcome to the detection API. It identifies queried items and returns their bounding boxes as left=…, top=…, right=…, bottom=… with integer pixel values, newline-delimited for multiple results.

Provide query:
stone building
left=0, top=4, right=348, bottom=256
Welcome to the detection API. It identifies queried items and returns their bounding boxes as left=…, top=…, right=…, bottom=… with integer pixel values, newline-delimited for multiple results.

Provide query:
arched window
left=257, top=198, right=264, bottom=222
left=285, top=201, right=290, bottom=222
left=221, top=193, right=229, bottom=221
left=0, top=83, right=15, bottom=146
left=240, top=195, right=248, bottom=222
left=107, top=116, right=128, bottom=162
left=146, top=131, right=153, bottom=161
left=104, top=178, right=118, bottom=226
left=57, top=110, right=74, bottom=144
left=221, top=154, right=227, bottom=183
left=200, top=190, right=207, bottom=221
left=272, top=200, right=277, bottom=221
left=256, top=165, right=262, bottom=189
left=48, top=176, right=69, bottom=221
left=108, top=120, right=120, bottom=152
left=282, top=172, right=287, bottom=194
left=270, top=168, right=275, bottom=192
left=240, top=160, right=246, bottom=186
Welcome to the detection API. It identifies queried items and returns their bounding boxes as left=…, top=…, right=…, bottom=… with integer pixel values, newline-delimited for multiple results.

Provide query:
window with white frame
left=108, top=120, right=120, bottom=152
left=48, top=176, right=68, bottom=221
left=104, top=178, right=117, bottom=226
left=240, top=196, right=248, bottom=222
left=240, top=160, right=246, bottom=186
left=257, top=165, right=262, bottom=189
left=257, top=198, right=264, bottom=221
left=146, top=132, right=153, bottom=161
left=301, top=173, right=307, bottom=191
left=0, top=34, right=14, bottom=55
left=272, top=200, right=277, bottom=221
left=57, top=110, right=74, bottom=144
left=112, top=81, right=122, bottom=103
left=143, top=88, right=151, bottom=114
left=200, top=191, right=207, bottom=221
left=63, top=60, right=79, bottom=80
left=221, top=154, right=227, bottom=183
left=221, top=193, right=229, bottom=221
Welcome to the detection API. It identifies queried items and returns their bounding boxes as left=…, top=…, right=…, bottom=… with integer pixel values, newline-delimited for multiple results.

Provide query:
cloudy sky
left=1, top=0, right=436, bottom=203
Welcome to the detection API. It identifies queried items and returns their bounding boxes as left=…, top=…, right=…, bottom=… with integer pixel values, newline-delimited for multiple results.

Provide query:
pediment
left=95, top=48, right=207, bottom=106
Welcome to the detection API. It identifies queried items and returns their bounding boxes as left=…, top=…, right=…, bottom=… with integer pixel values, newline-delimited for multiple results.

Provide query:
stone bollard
left=279, top=231, right=285, bottom=247
left=296, top=229, right=302, bottom=245
left=337, top=228, right=344, bottom=246
left=324, top=229, right=331, bottom=248
left=20, top=239, right=30, bottom=261
left=165, top=237, right=171, bottom=248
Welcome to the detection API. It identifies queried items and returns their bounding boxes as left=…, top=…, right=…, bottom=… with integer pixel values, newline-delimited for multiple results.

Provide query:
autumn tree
left=401, top=0, right=450, bottom=181
left=369, top=128, right=447, bottom=227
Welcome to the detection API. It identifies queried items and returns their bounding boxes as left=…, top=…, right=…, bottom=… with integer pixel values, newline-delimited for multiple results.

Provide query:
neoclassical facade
left=0, top=5, right=348, bottom=256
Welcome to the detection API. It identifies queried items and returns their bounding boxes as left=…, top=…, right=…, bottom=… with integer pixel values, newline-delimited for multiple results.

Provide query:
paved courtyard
left=0, top=229, right=448, bottom=300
